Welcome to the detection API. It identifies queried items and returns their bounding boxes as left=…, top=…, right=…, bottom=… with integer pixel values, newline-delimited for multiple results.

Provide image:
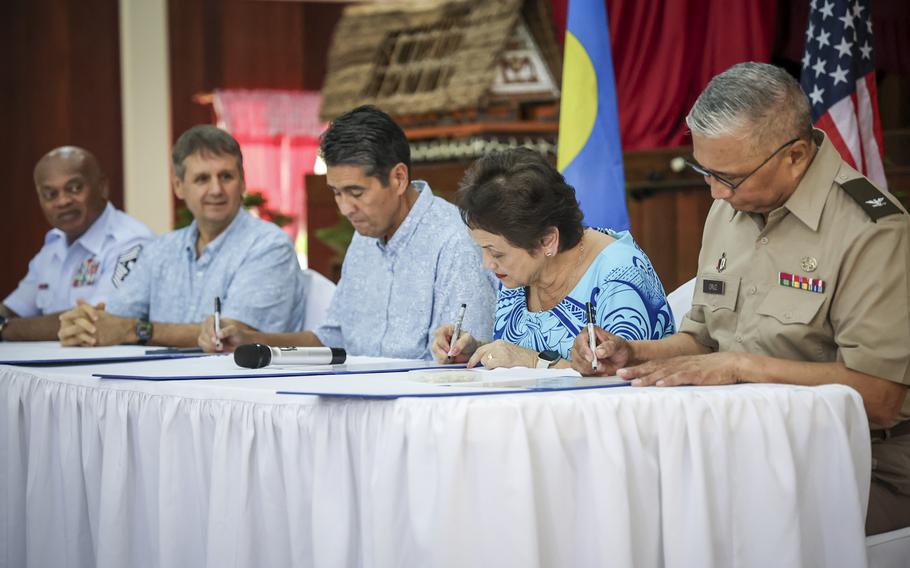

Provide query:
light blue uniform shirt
left=494, top=229, right=675, bottom=359
left=4, top=203, right=153, bottom=317
left=107, top=209, right=306, bottom=332
left=316, top=181, right=497, bottom=360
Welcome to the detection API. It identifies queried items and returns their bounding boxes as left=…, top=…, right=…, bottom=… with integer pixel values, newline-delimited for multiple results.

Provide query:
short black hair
left=172, top=125, right=244, bottom=180
left=319, top=105, right=411, bottom=184
left=457, top=148, right=584, bottom=253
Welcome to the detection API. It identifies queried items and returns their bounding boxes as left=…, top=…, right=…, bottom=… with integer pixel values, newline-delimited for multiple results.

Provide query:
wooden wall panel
left=220, top=2, right=306, bottom=89
left=623, top=146, right=713, bottom=292
left=305, top=174, right=343, bottom=281
left=673, top=190, right=714, bottom=283
left=0, top=0, right=122, bottom=299
left=169, top=0, right=216, bottom=138
left=168, top=0, right=343, bottom=146
left=302, top=4, right=343, bottom=91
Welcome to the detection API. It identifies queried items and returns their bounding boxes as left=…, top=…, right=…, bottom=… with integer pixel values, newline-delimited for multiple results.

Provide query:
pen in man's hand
left=447, top=303, right=467, bottom=361
left=585, top=301, right=598, bottom=372
left=214, top=297, right=223, bottom=350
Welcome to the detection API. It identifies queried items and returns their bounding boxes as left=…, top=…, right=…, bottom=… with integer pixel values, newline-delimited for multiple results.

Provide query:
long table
left=1, top=359, right=872, bottom=567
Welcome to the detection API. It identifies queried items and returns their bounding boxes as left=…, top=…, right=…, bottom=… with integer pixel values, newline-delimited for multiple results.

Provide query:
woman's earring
left=545, top=250, right=553, bottom=257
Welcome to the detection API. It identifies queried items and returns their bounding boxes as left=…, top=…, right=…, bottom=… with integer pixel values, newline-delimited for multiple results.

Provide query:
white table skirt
left=1, top=364, right=871, bottom=568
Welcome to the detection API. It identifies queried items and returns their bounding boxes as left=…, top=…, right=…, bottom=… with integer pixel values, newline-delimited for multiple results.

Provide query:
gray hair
left=686, top=62, right=813, bottom=148
left=172, top=125, right=244, bottom=180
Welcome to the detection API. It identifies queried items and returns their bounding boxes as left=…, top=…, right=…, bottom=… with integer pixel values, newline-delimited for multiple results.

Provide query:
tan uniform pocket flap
left=692, top=274, right=741, bottom=312
left=756, top=286, right=826, bottom=325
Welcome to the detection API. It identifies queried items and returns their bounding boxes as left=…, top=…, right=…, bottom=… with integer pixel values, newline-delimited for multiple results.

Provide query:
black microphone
left=234, top=343, right=347, bottom=369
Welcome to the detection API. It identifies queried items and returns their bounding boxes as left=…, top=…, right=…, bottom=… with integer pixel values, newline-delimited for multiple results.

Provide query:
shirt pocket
left=755, top=286, right=826, bottom=326
left=691, top=273, right=741, bottom=313
left=35, top=286, right=53, bottom=314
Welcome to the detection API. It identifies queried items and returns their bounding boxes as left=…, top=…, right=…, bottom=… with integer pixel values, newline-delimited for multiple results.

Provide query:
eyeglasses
left=685, top=137, right=801, bottom=191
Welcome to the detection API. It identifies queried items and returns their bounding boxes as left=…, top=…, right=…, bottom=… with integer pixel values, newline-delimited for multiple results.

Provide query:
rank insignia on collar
left=716, top=252, right=727, bottom=273
left=779, top=272, right=825, bottom=293
left=866, top=197, right=886, bottom=208
left=800, top=257, right=818, bottom=272
left=840, top=178, right=903, bottom=222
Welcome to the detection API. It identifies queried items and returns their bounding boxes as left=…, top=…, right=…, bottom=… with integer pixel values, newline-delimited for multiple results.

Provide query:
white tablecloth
left=1, top=363, right=872, bottom=568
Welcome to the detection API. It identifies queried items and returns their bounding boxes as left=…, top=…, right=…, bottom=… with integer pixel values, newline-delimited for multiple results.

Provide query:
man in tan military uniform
left=570, top=62, right=910, bottom=535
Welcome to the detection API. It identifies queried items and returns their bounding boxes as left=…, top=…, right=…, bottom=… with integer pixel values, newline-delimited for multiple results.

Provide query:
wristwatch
left=0, top=315, right=8, bottom=341
left=135, top=319, right=153, bottom=345
left=536, top=350, right=560, bottom=369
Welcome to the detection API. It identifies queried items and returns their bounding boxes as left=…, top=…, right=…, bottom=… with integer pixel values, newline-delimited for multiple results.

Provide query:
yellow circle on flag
left=557, top=31, right=598, bottom=172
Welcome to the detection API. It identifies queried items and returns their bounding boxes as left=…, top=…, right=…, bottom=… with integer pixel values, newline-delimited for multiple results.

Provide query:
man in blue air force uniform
left=1, top=147, right=152, bottom=341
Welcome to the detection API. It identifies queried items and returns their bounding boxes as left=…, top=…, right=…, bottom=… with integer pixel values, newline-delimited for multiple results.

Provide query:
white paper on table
left=408, top=366, right=627, bottom=389
left=409, top=366, right=581, bottom=383
left=276, top=366, right=628, bottom=398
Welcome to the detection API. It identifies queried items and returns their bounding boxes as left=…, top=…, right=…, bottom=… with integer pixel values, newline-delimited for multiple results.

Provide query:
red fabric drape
left=870, top=0, right=910, bottom=74
left=213, top=90, right=325, bottom=257
left=551, top=0, right=776, bottom=150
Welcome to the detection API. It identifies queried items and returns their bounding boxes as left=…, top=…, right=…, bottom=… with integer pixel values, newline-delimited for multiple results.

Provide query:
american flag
left=799, top=0, right=886, bottom=188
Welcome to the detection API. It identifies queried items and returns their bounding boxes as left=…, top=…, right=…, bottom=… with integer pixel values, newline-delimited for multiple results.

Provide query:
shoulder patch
left=840, top=178, right=903, bottom=222
left=112, top=244, right=143, bottom=288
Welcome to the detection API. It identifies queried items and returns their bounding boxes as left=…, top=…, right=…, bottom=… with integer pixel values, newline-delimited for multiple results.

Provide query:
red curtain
left=213, top=90, right=325, bottom=259
left=869, top=0, right=910, bottom=74
left=550, top=0, right=777, bottom=150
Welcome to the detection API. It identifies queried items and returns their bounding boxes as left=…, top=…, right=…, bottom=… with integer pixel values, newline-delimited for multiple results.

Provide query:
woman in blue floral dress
left=432, top=148, right=675, bottom=370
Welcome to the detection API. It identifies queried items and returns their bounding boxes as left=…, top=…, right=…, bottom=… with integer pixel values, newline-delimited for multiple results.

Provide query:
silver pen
left=447, top=303, right=467, bottom=360
left=585, top=301, right=598, bottom=372
left=214, top=297, right=223, bottom=350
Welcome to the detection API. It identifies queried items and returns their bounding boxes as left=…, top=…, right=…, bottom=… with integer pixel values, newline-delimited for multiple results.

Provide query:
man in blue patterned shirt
left=58, top=126, right=306, bottom=347
left=204, top=106, right=496, bottom=359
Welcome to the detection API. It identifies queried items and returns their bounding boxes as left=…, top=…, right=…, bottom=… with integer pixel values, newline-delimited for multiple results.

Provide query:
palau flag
left=557, top=0, right=629, bottom=231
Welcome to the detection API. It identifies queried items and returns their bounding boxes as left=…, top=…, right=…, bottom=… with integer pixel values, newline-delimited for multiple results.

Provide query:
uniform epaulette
left=839, top=177, right=904, bottom=222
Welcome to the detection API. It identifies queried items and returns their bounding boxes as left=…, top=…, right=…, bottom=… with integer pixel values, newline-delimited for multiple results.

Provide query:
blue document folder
left=0, top=349, right=208, bottom=367
left=93, top=360, right=467, bottom=381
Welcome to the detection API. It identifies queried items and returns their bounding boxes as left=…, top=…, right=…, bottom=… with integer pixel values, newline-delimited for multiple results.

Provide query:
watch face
left=539, top=350, right=560, bottom=362
left=136, top=319, right=153, bottom=344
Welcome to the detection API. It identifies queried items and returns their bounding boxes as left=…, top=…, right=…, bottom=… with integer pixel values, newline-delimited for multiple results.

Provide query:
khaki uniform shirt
left=679, top=130, right=910, bottom=423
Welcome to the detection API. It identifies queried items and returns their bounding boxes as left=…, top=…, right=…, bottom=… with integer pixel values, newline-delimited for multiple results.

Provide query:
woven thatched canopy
left=320, top=0, right=561, bottom=121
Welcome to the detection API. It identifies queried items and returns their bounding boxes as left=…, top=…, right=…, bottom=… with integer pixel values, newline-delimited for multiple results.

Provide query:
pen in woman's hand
left=585, top=302, right=598, bottom=372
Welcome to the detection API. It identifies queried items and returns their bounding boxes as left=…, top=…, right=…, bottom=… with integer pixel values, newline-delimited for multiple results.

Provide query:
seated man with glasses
left=571, top=62, right=910, bottom=536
